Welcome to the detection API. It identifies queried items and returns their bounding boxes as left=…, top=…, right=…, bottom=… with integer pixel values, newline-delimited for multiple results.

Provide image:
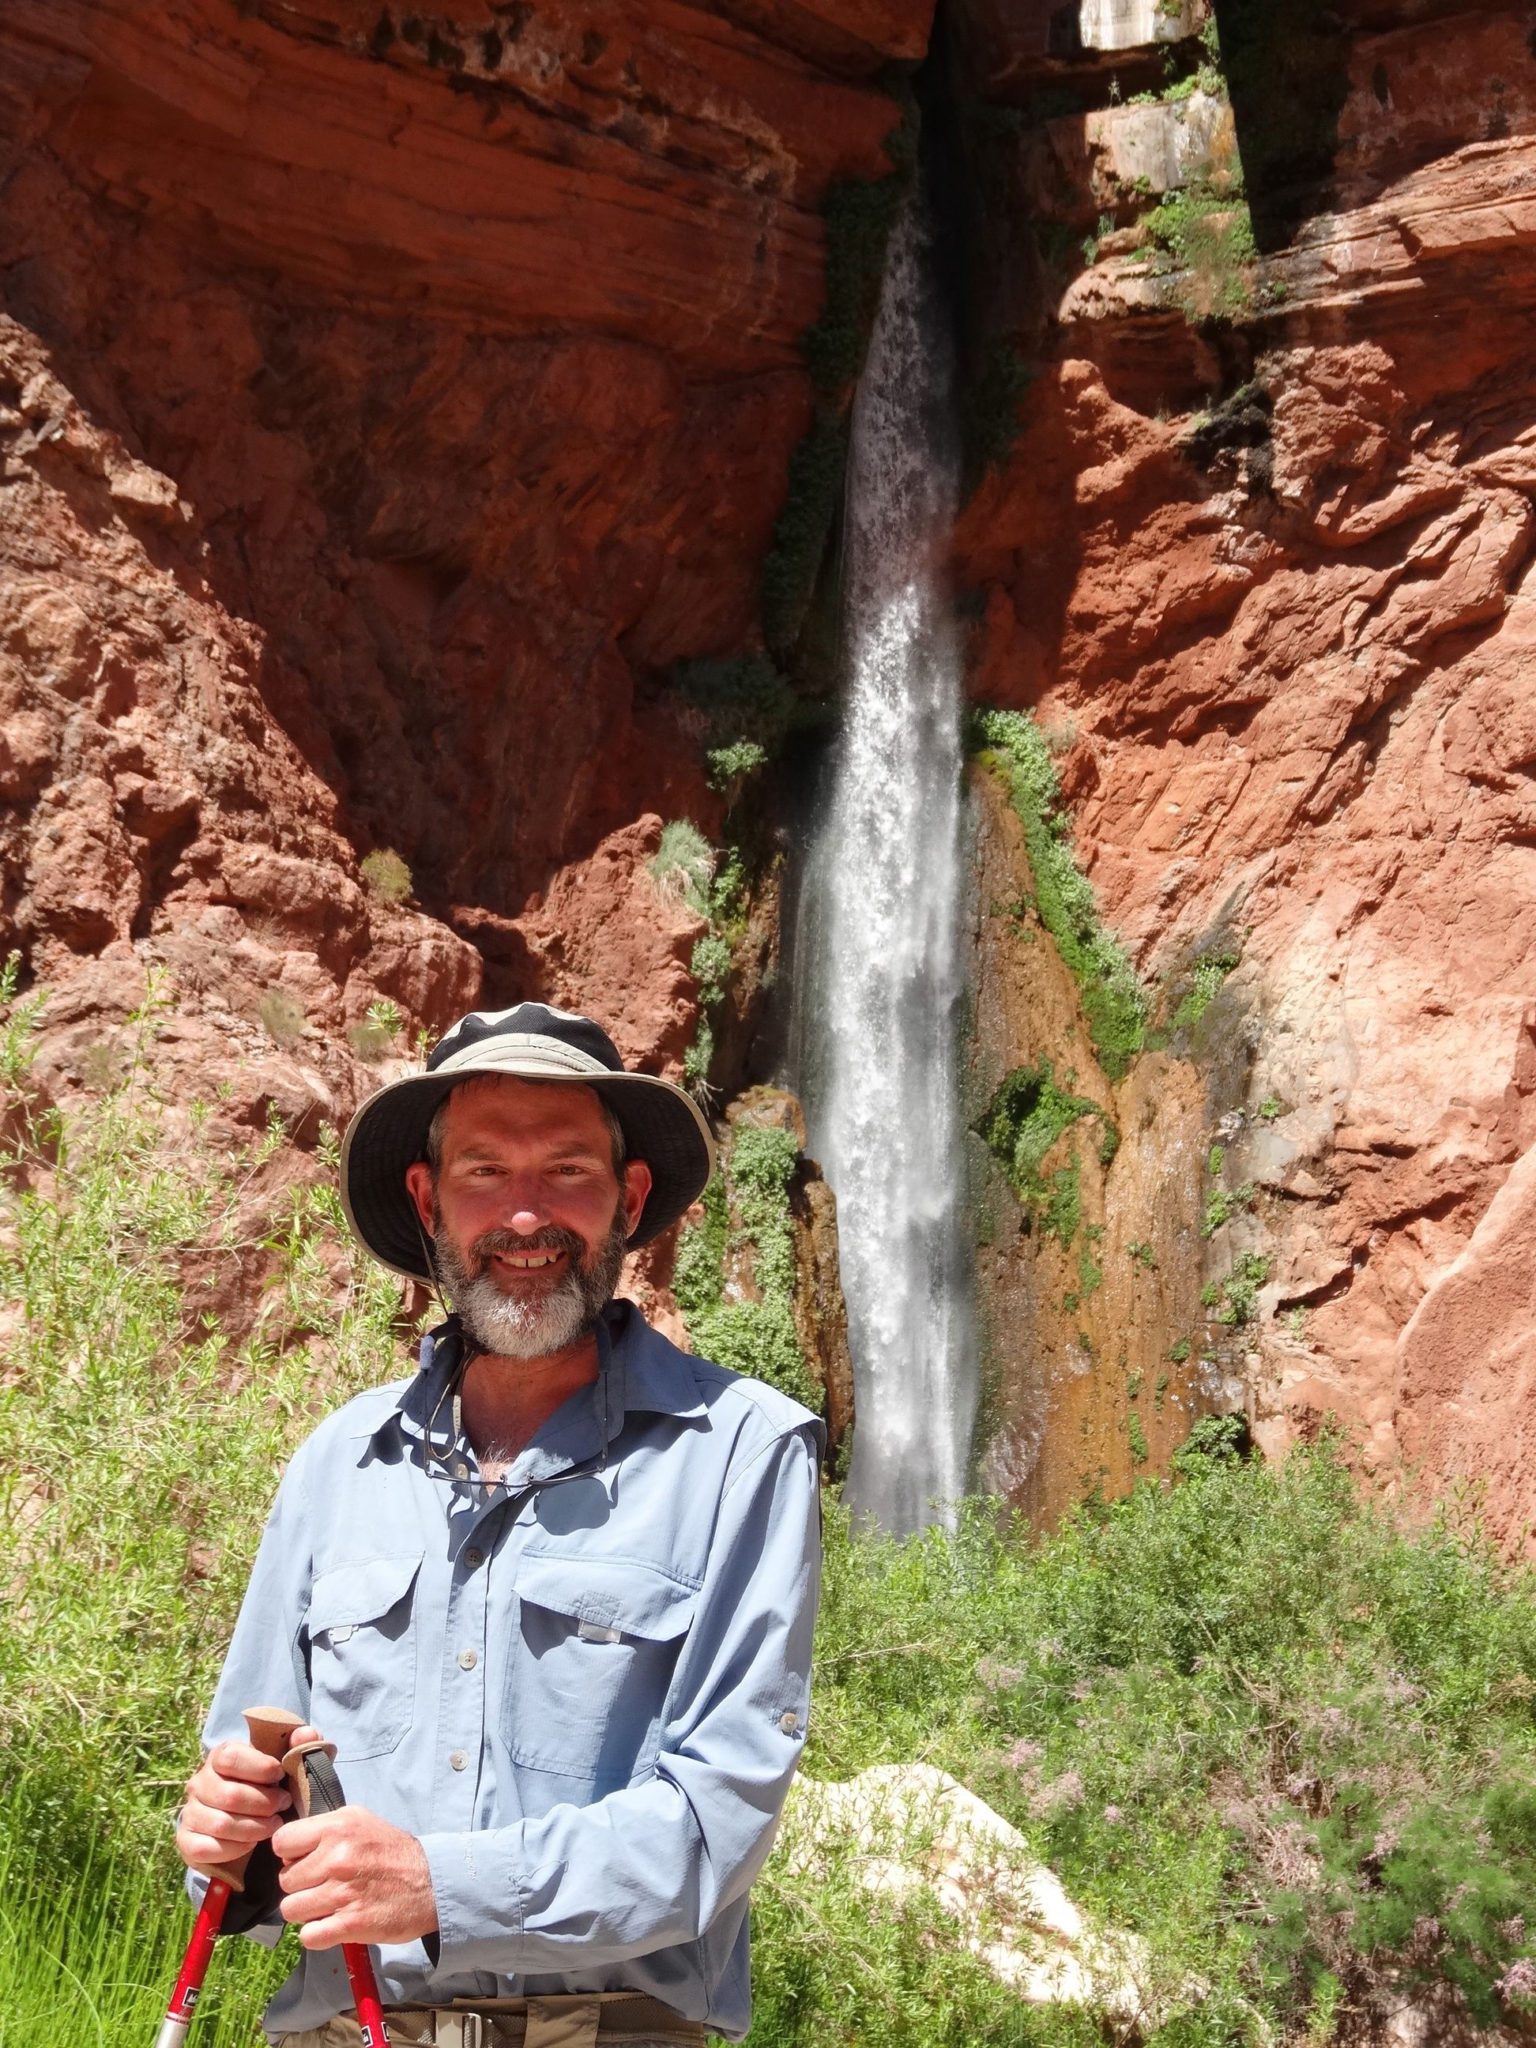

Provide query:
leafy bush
left=360, top=847, right=412, bottom=903
left=346, top=995, right=404, bottom=1062
left=973, top=1060, right=1117, bottom=1239
left=784, top=1445, right=1536, bottom=2046
left=1202, top=1251, right=1271, bottom=1326
left=706, top=740, right=768, bottom=800
left=971, top=710, right=1146, bottom=1077
left=649, top=819, right=716, bottom=914
left=1146, top=191, right=1258, bottom=319
left=674, top=1124, right=819, bottom=1412
left=1170, top=951, right=1238, bottom=1034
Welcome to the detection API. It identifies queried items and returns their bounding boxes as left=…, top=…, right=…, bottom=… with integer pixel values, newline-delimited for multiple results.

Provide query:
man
left=176, top=1003, right=824, bottom=2048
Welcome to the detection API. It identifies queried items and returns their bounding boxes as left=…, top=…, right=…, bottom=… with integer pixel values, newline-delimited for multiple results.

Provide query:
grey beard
left=433, top=1209, right=628, bottom=1360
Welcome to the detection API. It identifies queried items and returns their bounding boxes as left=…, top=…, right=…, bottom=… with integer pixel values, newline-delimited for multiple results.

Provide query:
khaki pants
left=277, top=2033, right=685, bottom=2048
left=276, top=1997, right=702, bottom=2048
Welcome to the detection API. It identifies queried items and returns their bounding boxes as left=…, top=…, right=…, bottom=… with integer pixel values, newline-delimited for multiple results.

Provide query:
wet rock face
left=951, top=0, right=1536, bottom=1545
left=0, top=0, right=917, bottom=1123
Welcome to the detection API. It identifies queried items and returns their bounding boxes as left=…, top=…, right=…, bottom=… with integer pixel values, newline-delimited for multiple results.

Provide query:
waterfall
left=795, top=193, right=977, bottom=1534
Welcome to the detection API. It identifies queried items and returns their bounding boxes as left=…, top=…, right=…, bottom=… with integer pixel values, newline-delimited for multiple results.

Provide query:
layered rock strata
left=0, top=0, right=915, bottom=1129
left=950, top=0, right=1536, bottom=1545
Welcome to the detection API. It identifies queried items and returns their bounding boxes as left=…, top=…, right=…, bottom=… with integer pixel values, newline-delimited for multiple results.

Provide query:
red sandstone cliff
left=6, top=0, right=1536, bottom=1543
left=951, top=0, right=1536, bottom=1547
left=0, top=0, right=917, bottom=1131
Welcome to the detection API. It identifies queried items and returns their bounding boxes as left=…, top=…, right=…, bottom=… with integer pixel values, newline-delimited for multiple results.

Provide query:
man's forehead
left=439, top=1073, right=610, bottom=1141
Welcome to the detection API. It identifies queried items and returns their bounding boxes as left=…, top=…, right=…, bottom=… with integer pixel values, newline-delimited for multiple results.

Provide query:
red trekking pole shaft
left=157, top=1879, right=232, bottom=2048
left=284, top=1737, right=392, bottom=2048
left=342, top=1943, right=391, bottom=2048
left=157, top=1707, right=305, bottom=2048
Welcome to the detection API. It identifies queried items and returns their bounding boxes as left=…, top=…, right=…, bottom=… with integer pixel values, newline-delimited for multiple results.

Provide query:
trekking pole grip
left=194, top=1705, right=306, bottom=1890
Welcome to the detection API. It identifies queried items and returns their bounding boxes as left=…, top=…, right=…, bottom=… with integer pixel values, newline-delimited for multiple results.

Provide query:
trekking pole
left=282, top=1736, right=393, bottom=2048
left=159, top=1705, right=305, bottom=2048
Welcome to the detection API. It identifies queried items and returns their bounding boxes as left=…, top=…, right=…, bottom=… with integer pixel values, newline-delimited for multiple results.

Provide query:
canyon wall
left=951, top=0, right=1536, bottom=1547
left=0, top=0, right=916, bottom=1108
left=4, top=0, right=1536, bottom=1539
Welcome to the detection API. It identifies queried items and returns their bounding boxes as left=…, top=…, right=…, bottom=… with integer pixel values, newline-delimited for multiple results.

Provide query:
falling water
left=796, top=194, right=977, bottom=1533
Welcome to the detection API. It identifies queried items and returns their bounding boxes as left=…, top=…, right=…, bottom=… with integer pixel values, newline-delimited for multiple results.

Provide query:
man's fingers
left=181, top=1799, right=275, bottom=1848
left=205, top=1737, right=289, bottom=1785
left=272, top=1813, right=331, bottom=1865
left=187, top=1771, right=287, bottom=1821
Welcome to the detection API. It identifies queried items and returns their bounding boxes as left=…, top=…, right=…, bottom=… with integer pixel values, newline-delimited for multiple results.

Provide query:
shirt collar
left=359, top=1299, right=707, bottom=1474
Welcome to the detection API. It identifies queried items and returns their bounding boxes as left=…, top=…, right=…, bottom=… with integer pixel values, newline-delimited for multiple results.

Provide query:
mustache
left=469, top=1224, right=587, bottom=1268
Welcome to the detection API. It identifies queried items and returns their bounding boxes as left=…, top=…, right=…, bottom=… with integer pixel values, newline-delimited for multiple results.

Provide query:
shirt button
left=463, top=1547, right=484, bottom=1569
left=779, top=1711, right=799, bottom=1735
left=457, top=1648, right=478, bottom=1671
left=449, top=1749, right=468, bottom=1772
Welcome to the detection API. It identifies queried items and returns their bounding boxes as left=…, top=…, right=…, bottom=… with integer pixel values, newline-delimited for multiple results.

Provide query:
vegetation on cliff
left=970, top=710, right=1146, bottom=1078
left=673, top=1122, right=820, bottom=1413
left=973, top=1059, right=1118, bottom=1249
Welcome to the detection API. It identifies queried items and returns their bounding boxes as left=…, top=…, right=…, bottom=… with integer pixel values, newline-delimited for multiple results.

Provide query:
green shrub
left=346, top=996, right=403, bottom=1062
left=360, top=847, right=412, bottom=903
left=1201, top=1180, right=1255, bottom=1239
left=1170, top=951, right=1238, bottom=1034
left=973, top=1060, right=1117, bottom=1249
left=674, top=1124, right=818, bottom=1412
left=649, top=819, right=715, bottom=914
left=0, top=997, right=404, bottom=1866
left=1203, top=1251, right=1271, bottom=1326
left=971, top=710, right=1146, bottom=1076
left=1145, top=191, right=1258, bottom=318
left=706, top=740, right=768, bottom=800
left=790, top=1442, right=1536, bottom=2044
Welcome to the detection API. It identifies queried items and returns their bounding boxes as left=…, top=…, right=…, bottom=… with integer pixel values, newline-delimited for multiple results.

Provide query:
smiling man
left=175, top=1004, right=824, bottom=2048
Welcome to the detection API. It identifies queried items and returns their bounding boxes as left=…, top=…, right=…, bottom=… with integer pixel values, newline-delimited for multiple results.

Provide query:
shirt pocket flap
left=308, top=1553, right=423, bottom=1637
left=518, top=1554, right=697, bottom=1643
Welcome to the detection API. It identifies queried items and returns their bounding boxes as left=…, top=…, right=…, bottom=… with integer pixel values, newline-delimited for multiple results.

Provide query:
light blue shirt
left=200, top=1302, right=823, bottom=2038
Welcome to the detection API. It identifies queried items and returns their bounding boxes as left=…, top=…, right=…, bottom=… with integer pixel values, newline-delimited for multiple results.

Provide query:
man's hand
left=176, top=1723, right=322, bottom=1873
left=274, top=1806, right=439, bottom=1949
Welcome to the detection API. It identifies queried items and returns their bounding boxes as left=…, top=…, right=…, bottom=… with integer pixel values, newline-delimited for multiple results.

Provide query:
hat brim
left=340, top=1060, right=716, bottom=1283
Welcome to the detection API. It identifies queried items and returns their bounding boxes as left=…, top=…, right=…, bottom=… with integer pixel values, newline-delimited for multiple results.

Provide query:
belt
left=389, top=1994, right=705, bottom=2048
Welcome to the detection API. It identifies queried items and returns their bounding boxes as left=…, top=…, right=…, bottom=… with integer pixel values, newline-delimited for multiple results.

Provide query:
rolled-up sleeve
left=420, top=1421, right=821, bottom=1973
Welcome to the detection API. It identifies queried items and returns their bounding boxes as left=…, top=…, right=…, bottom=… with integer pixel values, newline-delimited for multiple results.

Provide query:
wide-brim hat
left=340, top=1003, right=716, bottom=1282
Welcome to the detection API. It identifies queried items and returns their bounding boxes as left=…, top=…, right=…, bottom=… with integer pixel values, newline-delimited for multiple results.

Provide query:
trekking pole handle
left=193, top=1706, right=307, bottom=1889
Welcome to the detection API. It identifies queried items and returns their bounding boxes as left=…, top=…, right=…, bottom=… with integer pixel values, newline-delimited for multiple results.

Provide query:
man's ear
left=621, top=1158, right=653, bottom=1238
left=405, top=1160, right=437, bottom=1236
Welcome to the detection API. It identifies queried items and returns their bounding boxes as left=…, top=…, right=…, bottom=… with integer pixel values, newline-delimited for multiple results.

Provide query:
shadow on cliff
left=1213, top=0, right=1353, bottom=251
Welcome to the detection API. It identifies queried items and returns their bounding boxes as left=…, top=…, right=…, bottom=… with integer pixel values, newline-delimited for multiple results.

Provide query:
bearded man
left=174, top=1004, right=823, bottom=2048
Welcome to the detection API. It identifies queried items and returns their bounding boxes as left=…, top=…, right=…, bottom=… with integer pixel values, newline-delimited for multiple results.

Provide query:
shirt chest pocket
left=306, top=1553, right=422, bottom=1763
left=505, top=1555, right=698, bottom=1790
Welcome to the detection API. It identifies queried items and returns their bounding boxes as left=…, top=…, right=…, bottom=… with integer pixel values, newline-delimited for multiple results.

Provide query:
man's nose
left=493, top=1176, right=550, bottom=1237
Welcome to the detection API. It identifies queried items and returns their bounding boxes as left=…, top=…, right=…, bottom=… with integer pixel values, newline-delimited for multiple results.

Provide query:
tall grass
left=7, top=973, right=1536, bottom=2043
